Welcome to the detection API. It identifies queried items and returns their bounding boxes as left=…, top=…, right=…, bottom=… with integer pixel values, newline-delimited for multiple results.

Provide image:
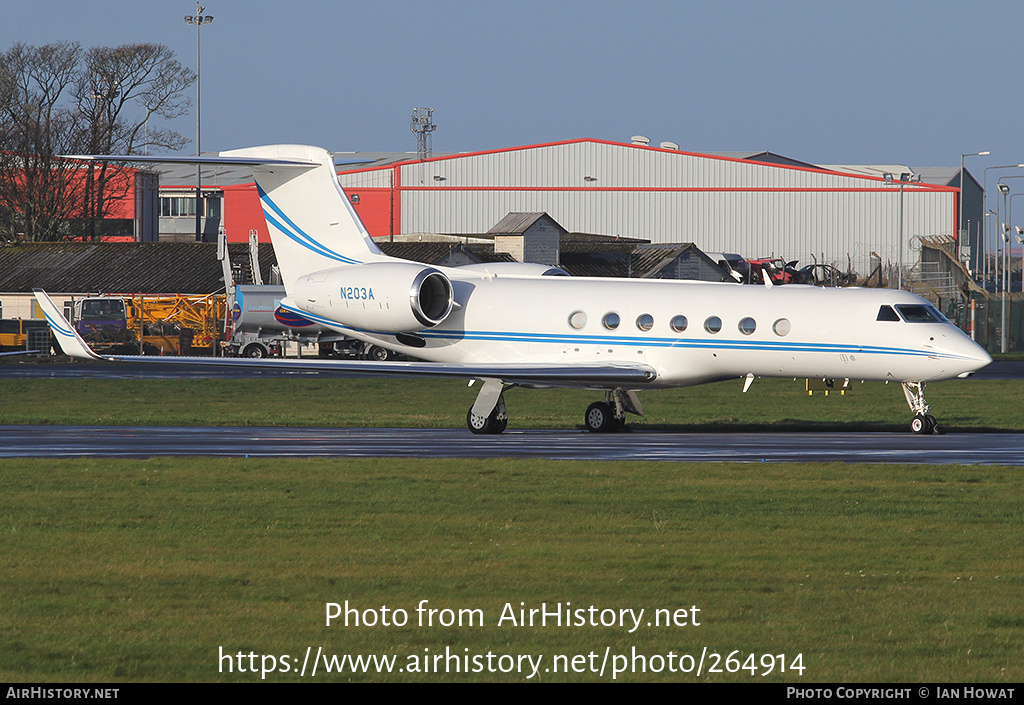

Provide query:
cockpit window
left=877, top=305, right=900, bottom=322
left=895, top=304, right=944, bottom=323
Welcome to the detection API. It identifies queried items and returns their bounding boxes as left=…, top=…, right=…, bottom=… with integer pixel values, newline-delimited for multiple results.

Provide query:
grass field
left=1, top=375, right=1022, bottom=432
left=2, top=457, right=1022, bottom=683
left=1, top=373, right=1021, bottom=683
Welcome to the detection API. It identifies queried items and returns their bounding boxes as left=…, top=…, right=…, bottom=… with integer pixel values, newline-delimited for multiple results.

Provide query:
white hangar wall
left=339, top=140, right=957, bottom=277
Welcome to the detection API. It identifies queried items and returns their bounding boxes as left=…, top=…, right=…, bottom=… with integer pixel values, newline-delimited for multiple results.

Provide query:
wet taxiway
left=3, top=425, right=1022, bottom=464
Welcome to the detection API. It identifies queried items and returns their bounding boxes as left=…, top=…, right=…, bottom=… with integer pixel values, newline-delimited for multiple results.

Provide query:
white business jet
left=35, top=144, right=991, bottom=435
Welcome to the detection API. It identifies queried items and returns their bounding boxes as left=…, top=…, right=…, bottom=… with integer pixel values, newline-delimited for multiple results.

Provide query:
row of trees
left=0, top=41, right=195, bottom=242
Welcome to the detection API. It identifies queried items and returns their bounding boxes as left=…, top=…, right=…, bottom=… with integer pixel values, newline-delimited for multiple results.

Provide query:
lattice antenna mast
left=411, top=108, right=437, bottom=160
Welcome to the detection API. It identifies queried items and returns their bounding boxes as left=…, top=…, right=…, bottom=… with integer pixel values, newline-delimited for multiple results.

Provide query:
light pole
left=883, top=171, right=919, bottom=290
left=997, top=176, right=1024, bottom=286
left=1016, top=230, right=1024, bottom=294
left=984, top=164, right=1024, bottom=286
left=985, top=210, right=996, bottom=287
left=961, top=151, right=990, bottom=263
left=998, top=183, right=1010, bottom=352
left=185, top=4, right=213, bottom=242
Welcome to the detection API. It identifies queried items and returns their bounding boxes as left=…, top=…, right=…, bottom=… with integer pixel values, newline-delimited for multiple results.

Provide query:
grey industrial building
left=336, top=138, right=979, bottom=281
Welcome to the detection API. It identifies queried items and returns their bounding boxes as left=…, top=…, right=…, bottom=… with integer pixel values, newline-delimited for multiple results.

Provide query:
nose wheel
left=910, top=413, right=938, bottom=435
left=903, top=382, right=940, bottom=435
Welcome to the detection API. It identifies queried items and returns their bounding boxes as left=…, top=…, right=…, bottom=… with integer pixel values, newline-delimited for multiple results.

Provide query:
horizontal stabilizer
left=57, top=153, right=320, bottom=168
left=33, top=290, right=104, bottom=361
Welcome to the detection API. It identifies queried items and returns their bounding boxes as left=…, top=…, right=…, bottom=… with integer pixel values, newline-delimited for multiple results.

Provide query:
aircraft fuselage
left=286, top=272, right=990, bottom=390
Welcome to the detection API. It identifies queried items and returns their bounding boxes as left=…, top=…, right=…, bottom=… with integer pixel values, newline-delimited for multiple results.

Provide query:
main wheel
left=467, top=407, right=506, bottom=435
left=585, top=401, right=617, bottom=433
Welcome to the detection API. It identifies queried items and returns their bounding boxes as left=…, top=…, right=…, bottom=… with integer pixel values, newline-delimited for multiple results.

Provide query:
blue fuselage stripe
left=279, top=303, right=967, bottom=361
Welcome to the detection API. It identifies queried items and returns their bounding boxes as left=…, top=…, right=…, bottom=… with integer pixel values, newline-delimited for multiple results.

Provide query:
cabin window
left=738, top=317, right=757, bottom=335
left=773, top=318, right=791, bottom=336
left=670, top=315, right=688, bottom=333
left=603, top=312, right=620, bottom=330
left=877, top=305, right=900, bottom=322
left=895, top=304, right=944, bottom=323
left=636, top=314, right=654, bottom=331
left=568, top=310, right=587, bottom=329
left=704, top=316, right=722, bottom=334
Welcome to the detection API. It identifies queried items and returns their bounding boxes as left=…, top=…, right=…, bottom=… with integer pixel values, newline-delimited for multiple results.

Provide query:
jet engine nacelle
left=292, top=261, right=454, bottom=333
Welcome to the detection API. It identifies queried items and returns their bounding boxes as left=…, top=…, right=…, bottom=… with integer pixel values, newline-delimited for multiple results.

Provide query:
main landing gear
left=466, top=378, right=510, bottom=435
left=467, top=394, right=508, bottom=434
left=583, top=389, right=643, bottom=432
left=902, top=381, right=939, bottom=435
left=464, top=382, right=644, bottom=435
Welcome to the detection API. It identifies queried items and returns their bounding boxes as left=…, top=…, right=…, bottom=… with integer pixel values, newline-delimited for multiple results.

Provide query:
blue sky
left=4, top=1, right=1023, bottom=173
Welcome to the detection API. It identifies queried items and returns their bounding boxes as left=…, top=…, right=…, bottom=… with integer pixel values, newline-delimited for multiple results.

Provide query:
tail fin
left=220, top=145, right=387, bottom=288
left=33, top=290, right=104, bottom=361
left=56, top=145, right=384, bottom=291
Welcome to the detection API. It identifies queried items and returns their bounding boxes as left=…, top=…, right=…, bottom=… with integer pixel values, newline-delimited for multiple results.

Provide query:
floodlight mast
left=983, top=164, right=1024, bottom=285
left=883, top=171, right=919, bottom=290
left=185, top=4, right=214, bottom=242
left=998, top=182, right=1011, bottom=353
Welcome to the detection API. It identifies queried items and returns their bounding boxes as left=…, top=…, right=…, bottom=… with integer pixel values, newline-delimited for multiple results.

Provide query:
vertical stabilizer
left=219, top=145, right=386, bottom=288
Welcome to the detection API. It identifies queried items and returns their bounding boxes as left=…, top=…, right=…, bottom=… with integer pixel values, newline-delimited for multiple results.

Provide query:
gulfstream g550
left=35, top=144, right=991, bottom=434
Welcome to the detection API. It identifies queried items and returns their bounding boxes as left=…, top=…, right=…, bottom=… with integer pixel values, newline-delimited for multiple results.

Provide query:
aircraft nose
left=966, top=344, right=993, bottom=374
left=952, top=337, right=993, bottom=377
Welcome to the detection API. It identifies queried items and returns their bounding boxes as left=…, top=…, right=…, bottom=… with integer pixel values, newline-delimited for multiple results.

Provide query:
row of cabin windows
left=567, top=311, right=792, bottom=337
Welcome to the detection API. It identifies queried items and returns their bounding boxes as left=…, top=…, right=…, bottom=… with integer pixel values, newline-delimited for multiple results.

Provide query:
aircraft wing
left=33, top=290, right=656, bottom=387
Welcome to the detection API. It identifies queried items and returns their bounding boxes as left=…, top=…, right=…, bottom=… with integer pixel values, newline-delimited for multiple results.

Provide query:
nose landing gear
left=903, top=382, right=940, bottom=435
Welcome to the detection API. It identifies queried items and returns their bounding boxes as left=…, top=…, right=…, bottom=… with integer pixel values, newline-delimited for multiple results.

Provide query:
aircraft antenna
left=411, top=108, right=437, bottom=161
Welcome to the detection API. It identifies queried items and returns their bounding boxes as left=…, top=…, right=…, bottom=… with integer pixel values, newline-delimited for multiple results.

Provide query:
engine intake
left=410, top=268, right=453, bottom=326
left=293, top=261, right=454, bottom=333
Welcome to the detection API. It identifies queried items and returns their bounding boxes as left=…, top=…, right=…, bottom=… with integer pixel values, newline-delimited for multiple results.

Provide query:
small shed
left=487, top=212, right=564, bottom=266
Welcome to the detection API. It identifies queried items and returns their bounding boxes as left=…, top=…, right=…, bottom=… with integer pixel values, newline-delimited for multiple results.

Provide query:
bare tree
left=74, top=43, right=196, bottom=241
left=0, top=42, right=86, bottom=242
left=0, top=42, right=195, bottom=242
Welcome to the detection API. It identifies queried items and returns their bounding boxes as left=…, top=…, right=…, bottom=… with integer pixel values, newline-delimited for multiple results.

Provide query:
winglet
left=32, top=290, right=105, bottom=361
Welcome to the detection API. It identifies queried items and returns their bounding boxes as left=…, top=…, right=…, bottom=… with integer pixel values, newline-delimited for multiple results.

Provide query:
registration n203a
left=339, top=286, right=375, bottom=301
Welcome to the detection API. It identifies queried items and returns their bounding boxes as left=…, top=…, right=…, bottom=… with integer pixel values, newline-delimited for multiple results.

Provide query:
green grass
left=1, top=458, right=1021, bottom=683
left=1, top=376, right=1021, bottom=431
left=1, top=375, right=1021, bottom=683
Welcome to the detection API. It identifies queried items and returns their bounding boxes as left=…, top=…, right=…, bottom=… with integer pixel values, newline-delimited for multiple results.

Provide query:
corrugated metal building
left=338, top=138, right=962, bottom=278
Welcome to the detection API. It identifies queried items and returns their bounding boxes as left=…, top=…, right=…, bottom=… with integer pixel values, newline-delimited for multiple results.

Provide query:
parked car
left=747, top=258, right=801, bottom=285
left=799, top=264, right=857, bottom=287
